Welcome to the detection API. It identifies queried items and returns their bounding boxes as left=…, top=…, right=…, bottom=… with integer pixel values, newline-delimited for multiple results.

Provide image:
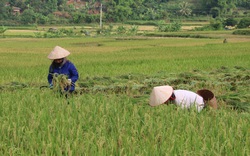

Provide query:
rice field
left=0, top=33, right=249, bottom=155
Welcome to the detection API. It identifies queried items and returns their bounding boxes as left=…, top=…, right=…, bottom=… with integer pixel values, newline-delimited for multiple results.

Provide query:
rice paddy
left=0, top=32, right=249, bottom=155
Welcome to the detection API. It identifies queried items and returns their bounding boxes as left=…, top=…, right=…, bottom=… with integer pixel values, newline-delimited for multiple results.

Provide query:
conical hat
left=47, top=46, right=70, bottom=60
left=149, top=85, right=173, bottom=106
left=197, top=89, right=217, bottom=109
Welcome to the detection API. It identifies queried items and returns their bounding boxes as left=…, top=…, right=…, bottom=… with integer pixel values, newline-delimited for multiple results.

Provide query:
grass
left=0, top=33, right=249, bottom=155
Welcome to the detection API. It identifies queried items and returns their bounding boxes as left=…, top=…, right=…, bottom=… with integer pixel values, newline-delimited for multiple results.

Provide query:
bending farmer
left=47, top=46, right=79, bottom=93
left=149, top=85, right=217, bottom=112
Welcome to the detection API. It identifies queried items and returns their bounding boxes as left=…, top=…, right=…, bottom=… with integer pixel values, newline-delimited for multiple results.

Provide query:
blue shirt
left=47, top=60, right=79, bottom=91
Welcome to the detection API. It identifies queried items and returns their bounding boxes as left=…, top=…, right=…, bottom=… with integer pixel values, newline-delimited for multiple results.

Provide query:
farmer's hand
left=68, top=79, right=72, bottom=84
left=49, top=83, right=53, bottom=89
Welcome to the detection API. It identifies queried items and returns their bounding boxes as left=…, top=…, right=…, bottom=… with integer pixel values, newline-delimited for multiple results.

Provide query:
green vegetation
left=1, top=0, right=250, bottom=154
left=233, top=29, right=250, bottom=35
left=1, top=0, right=250, bottom=25
left=0, top=26, right=7, bottom=36
left=237, top=18, right=250, bottom=28
left=0, top=33, right=249, bottom=155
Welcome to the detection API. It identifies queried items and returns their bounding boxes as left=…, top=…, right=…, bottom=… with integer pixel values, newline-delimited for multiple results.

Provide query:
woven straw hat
left=149, top=85, right=173, bottom=106
left=197, top=89, right=217, bottom=109
left=47, top=46, right=70, bottom=60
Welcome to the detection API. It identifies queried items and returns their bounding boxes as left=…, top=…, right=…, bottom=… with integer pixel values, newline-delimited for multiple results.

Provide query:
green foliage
left=201, top=0, right=237, bottom=15
left=178, top=1, right=192, bottom=17
left=96, top=24, right=138, bottom=36
left=0, top=20, right=20, bottom=26
left=19, top=9, right=36, bottom=24
left=85, top=14, right=99, bottom=23
left=237, top=18, right=250, bottom=28
left=128, top=25, right=138, bottom=35
left=196, top=18, right=224, bottom=31
left=36, top=14, right=49, bottom=24
left=145, top=33, right=215, bottom=39
left=116, top=25, right=127, bottom=34
left=233, top=29, right=250, bottom=35
left=210, top=7, right=220, bottom=18
left=125, top=20, right=158, bottom=26
left=96, top=24, right=113, bottom=36
left=71, top=12, right=85, bottom=24
left=81, top=29, right=91, bottom=36
left=0, top=25, right=8, bottom=36
left=157, top=21, right=182, bottom=32
left=194, top=25, right=214, bottom=31
left=105, top=3, right=133, bottom=22
left=210, top=20, right=223, bottom=30
left=0, top=1, right=10, bottom=20
left=224, top=18, right=238, bottom=26
left=1, top=0, right=249, bottom=25
left=34, top=28, right=75, bottom=38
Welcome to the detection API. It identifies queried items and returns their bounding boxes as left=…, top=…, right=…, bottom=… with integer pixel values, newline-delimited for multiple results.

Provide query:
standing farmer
left=47, top=46, right=79, bottom=93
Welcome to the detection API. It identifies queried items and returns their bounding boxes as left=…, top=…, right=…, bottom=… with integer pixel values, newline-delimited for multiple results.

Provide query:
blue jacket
left=48, top=60, right=79, bottom=92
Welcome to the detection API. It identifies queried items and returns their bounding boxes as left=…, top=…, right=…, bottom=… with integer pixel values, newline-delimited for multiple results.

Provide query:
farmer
left=149, top=85, right=217, bottom=112
left=47, top=46, right=79, bottom=93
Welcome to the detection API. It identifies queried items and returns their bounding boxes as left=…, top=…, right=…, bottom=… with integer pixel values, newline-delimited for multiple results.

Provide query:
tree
left=0, top=0, right=9, bottom=20
left=46, top=0, right=58, bottom=13
left=19, top=9, right=36, bottom=24
left=105, top=0, right=133, bottom=22
left=238, top=18, right=250, bottom=28
left=8, top=0, right=18, bottom=6
left=210, top=7, right=221, bottom=18
left=236, top=0, right=250, bottom=9
left=178, top=1, right=192, bottom=17
left=201, top=0, right=237, bottom=15
left=224, top=18, right=238, bottom=26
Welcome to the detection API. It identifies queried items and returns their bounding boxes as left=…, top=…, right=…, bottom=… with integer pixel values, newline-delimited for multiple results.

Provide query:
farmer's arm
left=67, top=63, right=78, bottom=92
left=69, top=63, right=79, bottom=83
left=47, top=66, right=53, bottom=85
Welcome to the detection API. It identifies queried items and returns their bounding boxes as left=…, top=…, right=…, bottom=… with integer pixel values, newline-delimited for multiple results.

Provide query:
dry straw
left=52, top=74, right=71, bottom=93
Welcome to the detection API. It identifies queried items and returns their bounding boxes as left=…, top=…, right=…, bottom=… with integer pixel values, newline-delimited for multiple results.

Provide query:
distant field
left=0, top=32, right=249, bottom=155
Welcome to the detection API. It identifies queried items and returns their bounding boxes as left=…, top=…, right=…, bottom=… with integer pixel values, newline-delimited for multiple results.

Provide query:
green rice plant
left=0, top=35, right=250, bottom=155
left=0, top=26, right=8, bottom=37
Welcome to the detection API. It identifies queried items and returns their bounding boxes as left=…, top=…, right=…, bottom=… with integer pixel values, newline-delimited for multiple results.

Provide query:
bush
left=237, top=18, right=250, bottom=28
left=232, top=30, right=250, bottom=35
left=209, top=18, right=224, bottom=30
left=210, top=7, right=220, bottom=18
left=19, top=9, right=36, bottom=24
left=81, top=30, right=90, bottom=36
left=35, top=28, right=76, bottom=38
left=0, top=26, right=8, bottom=36
left=96, top=24, right=113, bottom=36
left=0, top=20, right=20, bottom=26
left=85, top=14, right=99, bottom=23
left=194, top=19, right=224, bottom=31
left=116, top=25, right=127, bottom=34
left=125, top=20, right=158, bottom=26
left=145, top=33, right=214, bottom=39
left=128, top=25, right=139, bottom=35
left=224, top=18, right=238, bottom=26
left=158, top=21, right=182, bottom=32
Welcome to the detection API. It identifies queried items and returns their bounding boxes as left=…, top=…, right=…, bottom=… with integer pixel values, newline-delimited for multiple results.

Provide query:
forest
left=1, top=0, right=250, bottom=25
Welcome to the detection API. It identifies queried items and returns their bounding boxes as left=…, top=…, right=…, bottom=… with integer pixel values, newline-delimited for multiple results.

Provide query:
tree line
left=0, top=0, right=250, bottom=25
